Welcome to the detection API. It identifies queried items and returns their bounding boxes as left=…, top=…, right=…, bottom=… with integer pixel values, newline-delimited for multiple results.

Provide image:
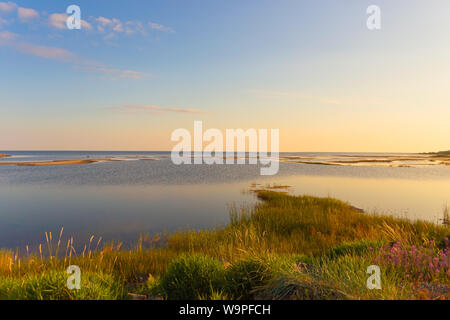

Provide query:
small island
left=0, top=158, right=156, bottom=166
left=281, top=151, right=450, bottom=167
left=0, top=158, right=119, bottom=166
left=436, top=150, right=450, bottom=156
left=422, top=150, right=450, bottom=155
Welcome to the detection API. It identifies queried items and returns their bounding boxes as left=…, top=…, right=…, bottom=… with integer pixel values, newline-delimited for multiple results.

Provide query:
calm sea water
left=1, top=151, right=449, bottom=250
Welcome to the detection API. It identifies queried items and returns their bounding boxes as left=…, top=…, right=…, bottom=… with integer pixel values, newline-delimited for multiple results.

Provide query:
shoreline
left=1, top=155, right=449, bottom=167
left=0, top=158, right=157, bottom=166
left=279, top=153, right=450, bottom=167
left=0, top=158, right=120, bottom=166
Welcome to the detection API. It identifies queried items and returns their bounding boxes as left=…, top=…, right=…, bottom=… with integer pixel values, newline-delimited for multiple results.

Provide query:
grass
left=159, top=254, right=226, bottom=300
left=0, top=270, right=126, bottom=300
left=0, top=190, right=448, bottom=300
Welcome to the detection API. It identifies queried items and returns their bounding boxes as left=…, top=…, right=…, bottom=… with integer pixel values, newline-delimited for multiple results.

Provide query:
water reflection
left=0, top=151, right=449, bottom=250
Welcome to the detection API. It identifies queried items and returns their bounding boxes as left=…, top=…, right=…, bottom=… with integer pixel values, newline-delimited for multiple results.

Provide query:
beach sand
left=279, top=154, right=450, bottom=167
left=0, top=159, right=119, bottom=166
left=0, top=157, right=160, bottom=166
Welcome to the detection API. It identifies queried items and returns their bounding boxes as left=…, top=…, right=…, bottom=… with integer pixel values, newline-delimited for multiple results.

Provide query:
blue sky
left=0, top=0, right=449, bottom=151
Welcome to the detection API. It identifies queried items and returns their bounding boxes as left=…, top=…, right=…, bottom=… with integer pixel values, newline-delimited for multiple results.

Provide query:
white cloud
left=0, top=26, right=150, bottom=80
left=149, top=21, right=174, bottom=33
left=49, top=13, right=92, bottom=30
left=0, top=38, right=76, bottom=62
left=125, top=21, right=146, bottom=35
left=95, top=16, right=125, bottom=35
left=0, top=17, right=11, bottom=28
left=91, top=16, right=174, bottom=38
left=0, top=4, right=174, bottom=37
left=0, top=34, right=99, bottom=66
left=0, top=30, right=18, bottom=40
left=14, top=42, right=74, bottom=61
left=48, top=13, right=68, bottom=29
left=0, top=1, right=17, bottom=13
left=113, top=22, right=123, bottom=32
left=78, top=66, right=152, bottom=80
left=17, top=7, right=39, bottom=22
left=95, top=16, right=112, bottom=26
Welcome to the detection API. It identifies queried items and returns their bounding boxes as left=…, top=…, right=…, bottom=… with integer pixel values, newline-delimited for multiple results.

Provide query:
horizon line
left=0, top=149, right=437, bottom=154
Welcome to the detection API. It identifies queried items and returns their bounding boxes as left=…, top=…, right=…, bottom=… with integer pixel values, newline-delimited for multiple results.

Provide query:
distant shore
left=1, top=151, right=449, bottom=167
left=0, top=157, right=159, bottom=166
left=422, top=150, right=450, bottom=156
left=0, top=158, right=120, bottom=166
left=280, top=153, right=450, bottom=167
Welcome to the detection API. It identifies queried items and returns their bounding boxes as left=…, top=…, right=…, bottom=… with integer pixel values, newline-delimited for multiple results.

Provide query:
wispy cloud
left=121, top=104, right=207, bottom=114
left=0, top=30, right=17, bottom=40
left=0, top=2, right=39, bottom=23
left=92, top=16, right=174, bottom=39
left=0, top=1, right=17, bottom=13
left=0, top=34, right=149, bottom=79
left=0, top=31, right=99, bottom=64
left=124, top=21, right=146, bottom=36
left=95, top=16, right=122, bottom=30
left=0, top=17, right=12, bottom=27
left=77, top=67, right=152, bottom=80
left=148, top=21, right=175, bottom=33
left=1, top=3, right=174, bottom=40
left=13, top=42, right=75, bottom=62
left=49, top=13, right=92, bottom=30
left=17, top=7, right=39, bottom=22
left=0, top=3, right=157, bottom=80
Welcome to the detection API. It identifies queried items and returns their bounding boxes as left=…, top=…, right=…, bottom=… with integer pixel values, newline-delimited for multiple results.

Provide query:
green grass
left=224, top=254, right=295, bottom=299
left=0, top=270, right=126, bottom=300
left=159, top=254, right=226, bottom=300
left=0, top=190, right=448, bottom=300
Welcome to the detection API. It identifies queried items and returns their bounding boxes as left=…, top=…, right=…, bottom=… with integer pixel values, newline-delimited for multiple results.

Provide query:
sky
left=0, top=0, right=449, bottom=152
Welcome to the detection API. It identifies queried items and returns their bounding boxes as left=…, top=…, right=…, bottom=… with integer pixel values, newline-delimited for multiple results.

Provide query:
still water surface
left=1, top=151, right=449, bottom=250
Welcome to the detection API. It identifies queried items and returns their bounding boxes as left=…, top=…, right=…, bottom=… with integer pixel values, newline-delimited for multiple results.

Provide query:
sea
left=1, top=151, right=449, bottom=250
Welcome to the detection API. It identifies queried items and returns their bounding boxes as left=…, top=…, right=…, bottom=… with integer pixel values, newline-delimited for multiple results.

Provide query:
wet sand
left=280, top=153, right=450, bottom=167
left=0, top=157, right=160, bottom=166
left=0, top=159, right=120, bottom=166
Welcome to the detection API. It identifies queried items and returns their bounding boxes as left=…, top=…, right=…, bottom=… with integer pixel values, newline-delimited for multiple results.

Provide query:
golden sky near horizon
left=1, top=1, right=449, bottom=152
